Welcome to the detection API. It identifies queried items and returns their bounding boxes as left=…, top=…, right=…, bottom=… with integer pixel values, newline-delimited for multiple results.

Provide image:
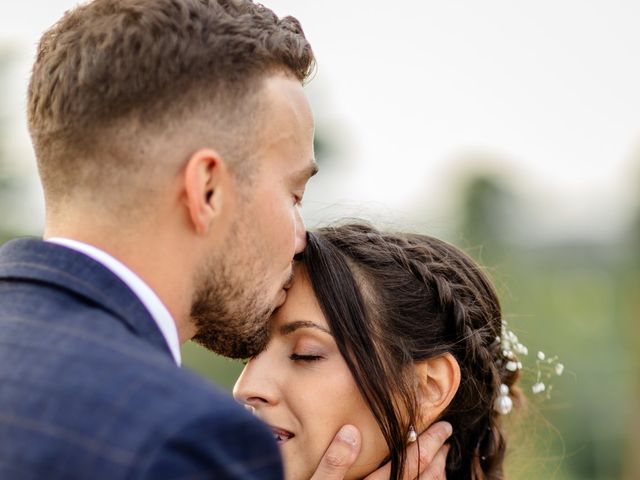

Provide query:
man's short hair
left=28, top=0, right=314, bottom=211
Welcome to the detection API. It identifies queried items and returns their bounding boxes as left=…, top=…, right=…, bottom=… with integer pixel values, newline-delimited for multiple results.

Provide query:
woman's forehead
left=271, top=268, right=329, bottom=330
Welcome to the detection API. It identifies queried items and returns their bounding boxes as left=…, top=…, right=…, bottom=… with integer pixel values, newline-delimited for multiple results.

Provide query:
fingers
left=415, top=421, right=452, bottom=468
left=364, top=421, right=452, bottom=480
left=417, top=444, right=450, bottom=480
left=310, top=425, right=362, bottom=480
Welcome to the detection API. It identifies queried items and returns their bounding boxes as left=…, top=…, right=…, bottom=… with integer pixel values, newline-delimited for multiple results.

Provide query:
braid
left=409, top=245, right=524, bottom=480
left=404, top=239, right=522, bottom=480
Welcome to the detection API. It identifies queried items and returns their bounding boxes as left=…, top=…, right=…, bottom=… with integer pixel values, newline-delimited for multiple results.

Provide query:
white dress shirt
left=46, top=237, right=182, bottom=366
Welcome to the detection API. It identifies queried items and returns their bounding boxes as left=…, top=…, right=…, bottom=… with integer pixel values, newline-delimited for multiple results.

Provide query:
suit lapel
left=0, top=238, right=173, bottom=360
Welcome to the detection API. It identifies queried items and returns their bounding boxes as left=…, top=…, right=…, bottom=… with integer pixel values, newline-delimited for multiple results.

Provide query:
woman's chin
left=280, top=442, right=375, bottom=480
left=280, top=441, right=317, bottom=480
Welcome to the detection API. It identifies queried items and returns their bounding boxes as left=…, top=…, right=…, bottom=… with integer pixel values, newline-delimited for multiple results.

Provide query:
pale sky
left=2, top=1, right=639, bottom=238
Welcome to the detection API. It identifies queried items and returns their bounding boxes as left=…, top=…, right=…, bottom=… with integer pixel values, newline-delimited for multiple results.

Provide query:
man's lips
left=276, top=289, right=287, bottom=308
left=273, top=270, right=295, bottom=307
left=270, top=425, right=295, bottom=444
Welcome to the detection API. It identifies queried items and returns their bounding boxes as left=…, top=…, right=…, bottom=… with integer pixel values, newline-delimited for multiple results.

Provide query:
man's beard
left=190, top=249, right=274, bottom=360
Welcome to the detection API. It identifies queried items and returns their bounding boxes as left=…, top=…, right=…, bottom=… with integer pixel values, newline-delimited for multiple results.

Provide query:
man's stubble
left=190, top=218, right=274, bottom=360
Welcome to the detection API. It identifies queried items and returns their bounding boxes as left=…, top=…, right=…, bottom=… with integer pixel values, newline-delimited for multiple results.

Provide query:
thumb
left=310, top=425, right=362, bottom=480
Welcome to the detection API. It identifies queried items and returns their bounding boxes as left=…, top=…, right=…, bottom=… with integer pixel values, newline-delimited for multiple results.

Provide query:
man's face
left=192, top=74, right=317, bottom=359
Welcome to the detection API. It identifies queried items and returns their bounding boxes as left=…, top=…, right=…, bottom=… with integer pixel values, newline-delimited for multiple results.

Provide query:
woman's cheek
left=304, top=363, right=355, bottom=456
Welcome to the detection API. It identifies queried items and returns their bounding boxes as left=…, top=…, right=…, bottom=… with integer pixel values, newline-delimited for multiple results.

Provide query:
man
left=0, top=0, right=451, bottom=478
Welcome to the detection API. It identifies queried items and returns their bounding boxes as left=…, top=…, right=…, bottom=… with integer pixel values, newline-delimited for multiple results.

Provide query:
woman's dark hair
left=299, top=223, right=522, bottom=480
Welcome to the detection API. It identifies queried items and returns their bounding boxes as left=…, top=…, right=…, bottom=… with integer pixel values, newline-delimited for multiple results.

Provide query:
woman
left=234, top=223, right=522, bottom=479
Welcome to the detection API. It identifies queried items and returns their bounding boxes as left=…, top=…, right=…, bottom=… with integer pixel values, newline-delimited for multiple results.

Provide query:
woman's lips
left=243, top=408, right=294, bottom=444
left=270, top=425, right=295, bottom=444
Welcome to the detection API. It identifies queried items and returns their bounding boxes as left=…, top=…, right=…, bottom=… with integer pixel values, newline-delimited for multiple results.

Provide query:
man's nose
left=294, top=207, right=307, bottom=255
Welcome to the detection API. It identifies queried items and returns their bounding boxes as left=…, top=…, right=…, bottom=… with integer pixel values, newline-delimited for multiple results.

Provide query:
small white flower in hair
left=514, top=343, right=528, bottom=356
left=506, top=361, right=519, bottom=372
left=532, top=382, right=546, bottom=394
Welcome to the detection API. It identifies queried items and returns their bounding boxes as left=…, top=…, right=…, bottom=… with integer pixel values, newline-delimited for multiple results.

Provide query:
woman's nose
left=233, top=357, right=279, bottom=409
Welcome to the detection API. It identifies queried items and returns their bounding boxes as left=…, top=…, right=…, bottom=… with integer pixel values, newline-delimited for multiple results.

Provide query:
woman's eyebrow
left=279, top=320, right=332, bottom=336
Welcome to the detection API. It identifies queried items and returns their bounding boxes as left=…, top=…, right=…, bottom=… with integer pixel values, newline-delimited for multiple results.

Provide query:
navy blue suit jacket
left=0, top=238, right=283, bottom=479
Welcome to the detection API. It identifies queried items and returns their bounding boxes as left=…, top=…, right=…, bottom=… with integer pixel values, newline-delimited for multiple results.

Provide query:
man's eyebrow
left=279, top=320, right=331, bottom=336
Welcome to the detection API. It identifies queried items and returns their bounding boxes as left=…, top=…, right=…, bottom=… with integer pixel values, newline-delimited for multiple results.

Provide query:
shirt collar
left=46, top=237, right=182, bottom=366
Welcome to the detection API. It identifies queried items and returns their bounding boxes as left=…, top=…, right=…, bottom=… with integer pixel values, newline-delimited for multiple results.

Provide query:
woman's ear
left=414, top=353, right=461, bottom=428
left=182, top=148, right=228, bottom=235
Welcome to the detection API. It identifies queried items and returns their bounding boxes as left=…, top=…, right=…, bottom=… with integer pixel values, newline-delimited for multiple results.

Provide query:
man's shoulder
left=0, top=239, right=282, bottom=478
left=0, top=308, right=280, bottom=479
left=0, top=237, right=175, bottom=357
left=84, top=348, right=283, bottom=479
left=0, top=237, right=242, bottom=426
left=136, top=392, right=283, bottom=480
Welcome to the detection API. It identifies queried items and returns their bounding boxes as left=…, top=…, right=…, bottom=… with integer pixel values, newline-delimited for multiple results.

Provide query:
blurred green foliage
left=183, top=341, right=244, bottom=389
left=453, top=172, right=638, bottom=479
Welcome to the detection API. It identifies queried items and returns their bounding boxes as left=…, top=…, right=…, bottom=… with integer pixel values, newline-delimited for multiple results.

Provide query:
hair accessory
left=493, top=383, right=513, bottom=415
left=407, top=425, right=417, bottom=443
left=493, top=320, right=565, bottom=412
left=530, top=349, right=564, bottom=398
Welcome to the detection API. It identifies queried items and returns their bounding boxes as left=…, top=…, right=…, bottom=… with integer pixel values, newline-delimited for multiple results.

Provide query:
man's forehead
left=255, top=74, right=316, bottom=174
left=261, top=74, right=313, bottom=125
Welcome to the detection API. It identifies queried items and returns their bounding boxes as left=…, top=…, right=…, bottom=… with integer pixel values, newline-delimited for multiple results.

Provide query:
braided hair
left=299, top=223, right=522, bottom=480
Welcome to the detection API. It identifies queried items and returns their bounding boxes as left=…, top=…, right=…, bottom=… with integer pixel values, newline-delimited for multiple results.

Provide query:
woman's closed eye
left=289, top=353, right=323, bottom=362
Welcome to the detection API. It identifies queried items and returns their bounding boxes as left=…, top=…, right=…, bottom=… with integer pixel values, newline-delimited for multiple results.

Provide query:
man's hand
left=310, top=425, right=361, bottom=480
left=365, top=422, right=452, bottom=480
left=310, top=422, right=452, bottom=480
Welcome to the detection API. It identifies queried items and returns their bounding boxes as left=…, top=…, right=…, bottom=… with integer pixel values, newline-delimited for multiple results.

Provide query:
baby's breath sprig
left=531, top=351, right=564, bottom=399
left=493, top=320, right=564, bottom=415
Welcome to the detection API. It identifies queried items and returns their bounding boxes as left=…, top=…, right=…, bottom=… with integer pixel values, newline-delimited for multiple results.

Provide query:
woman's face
left=233, top=266, right=388, bottom=480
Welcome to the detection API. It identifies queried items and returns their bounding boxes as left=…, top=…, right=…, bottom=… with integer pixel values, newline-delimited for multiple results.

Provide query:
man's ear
left=183, top=148, right=228, bottom=235
left=415, top=353, right=461, bottom=428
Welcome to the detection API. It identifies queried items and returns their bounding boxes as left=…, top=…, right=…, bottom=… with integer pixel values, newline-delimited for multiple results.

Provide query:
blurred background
left=2, top=1, right=639, bottom=478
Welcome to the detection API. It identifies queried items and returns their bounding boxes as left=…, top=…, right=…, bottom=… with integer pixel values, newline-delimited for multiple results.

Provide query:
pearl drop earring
left=407, top=425, right=417, bottom=443
left=493, top=383, right=513, bottom=415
